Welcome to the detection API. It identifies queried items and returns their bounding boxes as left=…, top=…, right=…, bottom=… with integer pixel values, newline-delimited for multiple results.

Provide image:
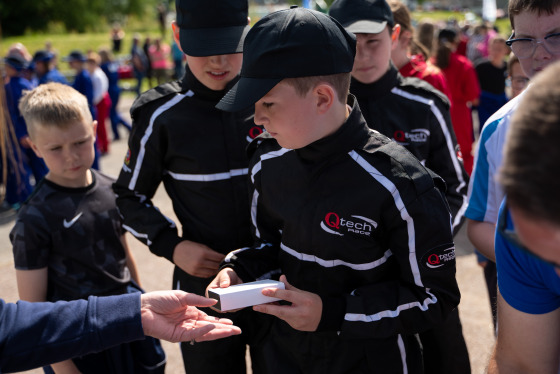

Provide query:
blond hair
left=19, top=82, right=93, bottom=138
left=283, top=73, right=351, bottom=104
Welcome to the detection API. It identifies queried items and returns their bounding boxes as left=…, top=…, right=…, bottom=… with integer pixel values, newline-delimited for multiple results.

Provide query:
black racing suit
left=113, top=66, right=270, bottom=374
left=351, top=65, right=471, bottom=374
left=223, top=96, right=461, bottom=374
left=351, top=65, right=469, bottom=235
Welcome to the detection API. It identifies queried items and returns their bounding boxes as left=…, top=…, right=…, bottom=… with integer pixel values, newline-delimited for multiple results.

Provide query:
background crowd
left=1, top=0, right=556, bottom=373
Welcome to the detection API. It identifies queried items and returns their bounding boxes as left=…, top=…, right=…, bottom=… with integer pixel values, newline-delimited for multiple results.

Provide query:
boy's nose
left=209, top=55, right=227, bottom=66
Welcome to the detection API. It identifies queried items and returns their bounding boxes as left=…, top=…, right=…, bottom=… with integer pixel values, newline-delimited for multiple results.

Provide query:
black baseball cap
left=175, top=0, right=250, bottom=57
left=64, top=50, right=87, bottom=62
left=329, top=0, right=394, bottom=34
left=216, top=7, right=356, bottom=112
left=32, top=50, right=54, bottom=63
left=4, top=54, right=28, bottom=71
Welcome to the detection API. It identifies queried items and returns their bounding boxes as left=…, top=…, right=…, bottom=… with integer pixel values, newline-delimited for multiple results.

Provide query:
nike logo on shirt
left=63, top=212, right=83, bottom=228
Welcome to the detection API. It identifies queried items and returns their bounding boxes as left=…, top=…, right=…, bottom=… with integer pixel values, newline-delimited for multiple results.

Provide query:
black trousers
left=419, top=308, right=471, bottom=374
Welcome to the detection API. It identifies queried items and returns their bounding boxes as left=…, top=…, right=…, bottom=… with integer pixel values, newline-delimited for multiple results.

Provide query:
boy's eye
left=262, top=102, right=274, bottom=108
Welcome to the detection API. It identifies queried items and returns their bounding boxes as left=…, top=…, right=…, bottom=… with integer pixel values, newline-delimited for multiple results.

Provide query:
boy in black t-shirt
left=10, top=82, right=166, bottom=374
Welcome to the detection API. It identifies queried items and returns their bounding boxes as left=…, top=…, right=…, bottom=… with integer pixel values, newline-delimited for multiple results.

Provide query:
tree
left=0, top=0, right=154, bottom=36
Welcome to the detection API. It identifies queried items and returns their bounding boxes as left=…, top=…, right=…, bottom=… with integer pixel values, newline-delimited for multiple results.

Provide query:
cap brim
left=180, top=25, right=250, bottom=57
left=345, top=20, right=387, bottom=34
left=216, top=77, right=282, bottom=112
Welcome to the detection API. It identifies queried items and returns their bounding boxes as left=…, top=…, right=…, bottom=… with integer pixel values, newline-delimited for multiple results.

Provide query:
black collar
left=350, top=64, right=399, bottom=100
left=181, top=65, right=240, bottom=103
left=295, top=95, right=370, bottom=163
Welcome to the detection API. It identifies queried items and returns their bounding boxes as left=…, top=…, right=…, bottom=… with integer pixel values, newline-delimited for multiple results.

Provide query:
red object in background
left=118, top=64, right=133, bottom=79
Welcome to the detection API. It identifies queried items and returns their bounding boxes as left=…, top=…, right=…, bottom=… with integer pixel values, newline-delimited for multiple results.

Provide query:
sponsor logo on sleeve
left=247, top=126, right=264, bottom=143
left=393, top=129, right=430, bottom=145
left=421, top=244, right=456, bottom=270
left=320, top=212, right=378, bottom=237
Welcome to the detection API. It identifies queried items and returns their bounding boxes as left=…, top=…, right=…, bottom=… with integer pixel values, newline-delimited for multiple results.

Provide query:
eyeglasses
left=506, top=32, right=560, bottom=59
left=497, top=202, right=560, bottom=268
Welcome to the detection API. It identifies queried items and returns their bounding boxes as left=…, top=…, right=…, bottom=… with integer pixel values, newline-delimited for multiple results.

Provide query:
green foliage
left=0, top=0, right=159, bottom=36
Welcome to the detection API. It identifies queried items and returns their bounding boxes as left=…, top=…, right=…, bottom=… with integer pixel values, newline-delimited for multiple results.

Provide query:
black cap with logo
left=329, top=0, right=394, bottom=35
left=175, top=0, right=250, bottom=57
left=216, top=6, right=356, bottom=112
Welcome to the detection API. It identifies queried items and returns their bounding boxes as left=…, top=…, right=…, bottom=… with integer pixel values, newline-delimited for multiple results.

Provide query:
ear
left=171, top=21, right=183, bottom=52
left=247, top=16, right=251, bottom=25
left=314, top=83, right=336, bottom=114
left=92, top=121, right=98, bottom=139
left=391, top=24, right=401, bottom=51
left=29, top=138, right=43, bottom=159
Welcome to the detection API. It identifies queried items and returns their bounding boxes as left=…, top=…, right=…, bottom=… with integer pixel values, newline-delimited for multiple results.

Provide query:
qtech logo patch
left=421, top=245, right=456, bottom=271
left=246, top=126, right=263, bottom=142
left=394, top=129, right=430, bottom=145
left=320, top=212, right=378, bottom=237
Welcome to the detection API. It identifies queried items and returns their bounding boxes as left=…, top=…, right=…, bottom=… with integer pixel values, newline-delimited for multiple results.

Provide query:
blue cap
left=64, top=50, right=87, bottom=62
left=33, top=50, right=54, bottom=62
left=4, top=54, right=28, bottom=71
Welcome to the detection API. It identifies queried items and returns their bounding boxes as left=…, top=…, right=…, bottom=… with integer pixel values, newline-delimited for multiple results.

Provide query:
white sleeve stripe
left=251, top=189, right=261, bottom=239
left=167, top=168, right=248, bottom=182
left=344, top=290, right=438, bottom=322
left=397, top=335, right=409, bottom=374
left=391, top=88, right=468, bottom=228
left=128, top=91, right=193, bottom=190
left=349, top=150, right=424, bottom=287
left=281, top=242, right=393, bottom=271
left=122, top=224, right=153, bottom=246
left=250, top=147, right=292, bottom=183
left=224, top=243, right=270, bottom=263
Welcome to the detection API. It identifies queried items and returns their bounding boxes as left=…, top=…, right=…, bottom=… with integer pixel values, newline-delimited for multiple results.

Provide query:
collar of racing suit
left=181, top=64, right=241, bottom=103
left=294, top=94, right=371, bottom=163
left=350, top=62, right=399, bottom=100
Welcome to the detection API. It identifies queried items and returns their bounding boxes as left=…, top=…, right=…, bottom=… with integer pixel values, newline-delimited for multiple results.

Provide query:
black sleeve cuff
left=150, top=230, right=183, bottom=263
left=316, top=295, right=346, bottom=332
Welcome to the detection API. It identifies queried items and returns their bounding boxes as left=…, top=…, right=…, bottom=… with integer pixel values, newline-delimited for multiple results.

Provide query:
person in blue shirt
left=489, top=60, right=560, bottom=373
left=0, top=290, right=242, bottom=373
left=98, top=48, right=132, bottom=141
left=32, top=50, right=68, bottom=86
left=65, top=50, right=100, bottom=169
left=2, top=54, right=47, bottom=207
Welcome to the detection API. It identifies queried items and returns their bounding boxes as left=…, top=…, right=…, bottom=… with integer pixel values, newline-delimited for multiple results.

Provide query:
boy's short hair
left=508, top=0, right=560, bottom=29
left=19, top=82, right=93, bottom=138
left=499, top=61, right=560, bottom=224
left=283, top=73, right=351, bottom=104
left=217, top=7, right=356, bottom=112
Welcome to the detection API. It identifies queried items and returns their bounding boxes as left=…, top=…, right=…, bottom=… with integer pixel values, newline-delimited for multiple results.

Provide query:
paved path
left=0, top=97, right=494, bottom=373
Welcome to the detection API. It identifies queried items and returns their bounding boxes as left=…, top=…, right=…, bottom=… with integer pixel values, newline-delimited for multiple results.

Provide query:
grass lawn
left=1, top=8, right=512, bottom=97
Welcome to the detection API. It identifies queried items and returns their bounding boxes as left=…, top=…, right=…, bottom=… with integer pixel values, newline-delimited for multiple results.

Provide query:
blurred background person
left=389, top=0, right=451, bottom=99
left=434, top=27, right=480, bottom=175
left=86, top=51, right=111, bottom=155
left=99, top=48, right=131, bottom=141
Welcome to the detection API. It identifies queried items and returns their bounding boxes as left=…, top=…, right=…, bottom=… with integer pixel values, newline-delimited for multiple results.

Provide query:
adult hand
left=253, top=275, right=322, bottom=332
left=172, top=240, right=225, bottom=278
left=140, top=290, right=242, bottom=343
left=205, top=268, right=243, bottom=313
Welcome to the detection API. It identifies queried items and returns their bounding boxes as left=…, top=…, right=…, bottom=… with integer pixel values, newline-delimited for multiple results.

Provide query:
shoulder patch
left=130, top=80, right=183, bottom=117
left=421, top=244, right=456, bottom=271
left=399, top=76, right=450, bottom=108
